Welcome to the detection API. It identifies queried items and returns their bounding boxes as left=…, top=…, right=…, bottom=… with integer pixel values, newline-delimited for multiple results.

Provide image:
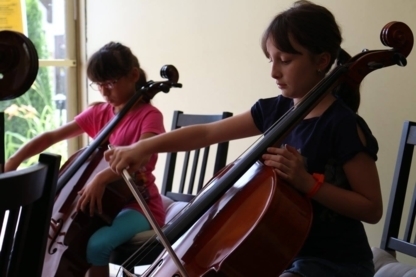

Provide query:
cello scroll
left=346, top=21, right=413, bottom=88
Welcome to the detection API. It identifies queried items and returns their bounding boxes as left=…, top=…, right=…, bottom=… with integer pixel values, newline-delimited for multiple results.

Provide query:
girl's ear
left=316, top=52, right=331, bottom=72
left=130, top=67, right=140, bottom=82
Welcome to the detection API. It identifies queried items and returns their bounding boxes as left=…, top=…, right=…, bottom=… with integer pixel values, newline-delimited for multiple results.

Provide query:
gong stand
left=0, top=30, right=39, bottom=173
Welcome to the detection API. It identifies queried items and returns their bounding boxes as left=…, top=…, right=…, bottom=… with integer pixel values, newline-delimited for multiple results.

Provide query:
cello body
left=145, top=161, right=312, bottom=277
left=42, top=146, right=137, bottom=277
left=40, top=65, right=182, bottom=276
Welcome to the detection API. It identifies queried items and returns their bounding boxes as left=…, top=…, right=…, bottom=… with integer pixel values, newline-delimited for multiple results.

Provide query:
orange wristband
left=306, top=173, right=324, bottom=198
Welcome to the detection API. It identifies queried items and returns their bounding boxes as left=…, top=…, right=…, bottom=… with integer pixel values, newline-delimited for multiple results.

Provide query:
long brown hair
left=261, top=0, right=360, bottom=112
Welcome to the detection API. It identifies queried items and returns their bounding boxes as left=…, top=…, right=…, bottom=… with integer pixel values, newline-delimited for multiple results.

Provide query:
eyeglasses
left=89, top=79, right=118, bottom=91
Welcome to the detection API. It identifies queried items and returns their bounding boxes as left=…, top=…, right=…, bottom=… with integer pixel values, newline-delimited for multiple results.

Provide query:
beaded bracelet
left=306, top=173, right=324, bottom=198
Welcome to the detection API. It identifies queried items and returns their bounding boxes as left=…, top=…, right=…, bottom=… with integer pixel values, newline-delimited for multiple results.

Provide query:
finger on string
left=81, top=198, right=89, bottom=213
left=263, top=153, right=285, bottom=162
left=285, top=144, right=299, bottom=154
left=89, top=200, right=95, bottom=217
left=274, top=168, right=288, bottom=179
left=271, top=161, right=290, bottom=173
left=97, top=199, right=102, bottom=215
left=103, top=150, right=113, bottom=161
left=78, top=201, right=84, bottom=213
left=75, top=199, right=81, bottom=211
left=266, top=146, right=282, bottom=154
left=262, top=154, right=271, bottom=161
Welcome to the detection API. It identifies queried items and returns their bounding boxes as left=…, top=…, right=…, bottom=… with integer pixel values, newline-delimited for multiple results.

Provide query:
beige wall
left=83, top=0, right=416, bottom=264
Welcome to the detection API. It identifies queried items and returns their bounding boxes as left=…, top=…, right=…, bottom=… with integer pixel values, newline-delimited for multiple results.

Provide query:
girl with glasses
left=5, top=41, right=166, bottom=277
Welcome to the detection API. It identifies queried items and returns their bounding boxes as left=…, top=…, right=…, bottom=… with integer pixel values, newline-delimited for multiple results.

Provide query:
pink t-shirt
left=74, top=102, right=166, bottom=226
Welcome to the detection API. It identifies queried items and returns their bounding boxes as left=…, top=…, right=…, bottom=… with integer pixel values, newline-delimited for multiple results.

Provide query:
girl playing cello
left=5, top=42, right=166, bottom=277
left=105, top=1, right=382, bottom=276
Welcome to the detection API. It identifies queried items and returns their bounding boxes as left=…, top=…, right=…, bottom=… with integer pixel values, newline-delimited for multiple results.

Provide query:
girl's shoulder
left=253, top=95, right=293, bottom=117
left=127, top=103, right=163, bottom=121
left=76, top=102, right=111, bottom=119
left=325, top=100, right=379, bottom=158
left=325, top=100, right=361, bottom=124
left=251, top=95, right=294, bottom=132
left=88, top=101, right=108, bottom=109
left=256, top=95, right=293, bottom=109
left=140, top=103, right=162, bottom=113
left=131, top=103, right=162, bottom=116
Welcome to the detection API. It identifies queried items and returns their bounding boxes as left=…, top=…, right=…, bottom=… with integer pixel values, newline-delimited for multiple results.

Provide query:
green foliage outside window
left=4, top=99, right=68, bottom=167
left=1, top=0, right=67, bottom=168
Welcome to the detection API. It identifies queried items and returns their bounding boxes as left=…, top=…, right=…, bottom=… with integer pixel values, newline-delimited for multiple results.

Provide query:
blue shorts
left=283, top=257, right=375, bottom=277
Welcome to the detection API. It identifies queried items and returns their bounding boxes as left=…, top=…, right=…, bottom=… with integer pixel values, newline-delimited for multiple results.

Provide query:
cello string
left=119, top=233, right=160, bottom=271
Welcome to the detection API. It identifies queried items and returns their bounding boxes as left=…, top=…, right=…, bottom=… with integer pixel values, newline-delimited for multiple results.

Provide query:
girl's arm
left=312, top=151, right=383, bottom=224
left=263, top=127, right=383, bottom=224
left=77, top=132, right=158, bottom=215
left=143, top=111, right=260, bottom=153
left=105, top=111, right=261, bottom=174
left=5, top=121, right=84, bottom=171
left=311, top=125, right=383, bottom=224
left=76, top=166, right=123, bottom=216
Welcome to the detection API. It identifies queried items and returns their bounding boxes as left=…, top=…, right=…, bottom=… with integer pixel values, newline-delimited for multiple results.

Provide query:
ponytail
left=136, top=67, right=148, bottom=91
left=136, top=67, right=155, bottom=103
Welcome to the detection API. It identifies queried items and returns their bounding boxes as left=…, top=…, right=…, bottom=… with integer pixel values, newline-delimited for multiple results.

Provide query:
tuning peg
left=393, top=52, right=407, bottom=67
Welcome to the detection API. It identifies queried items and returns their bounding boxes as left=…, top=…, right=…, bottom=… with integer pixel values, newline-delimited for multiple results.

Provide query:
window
left=1, top=0, right=79, bottom=168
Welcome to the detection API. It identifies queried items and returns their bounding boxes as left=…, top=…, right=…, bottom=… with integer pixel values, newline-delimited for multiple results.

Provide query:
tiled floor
left=109, top=264, right=126, bottom=277
left=110, top=263, right=149, bottom=277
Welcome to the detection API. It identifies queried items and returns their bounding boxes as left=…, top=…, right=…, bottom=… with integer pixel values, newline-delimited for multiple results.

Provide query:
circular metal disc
left=0, top=30, right=39, bottom=101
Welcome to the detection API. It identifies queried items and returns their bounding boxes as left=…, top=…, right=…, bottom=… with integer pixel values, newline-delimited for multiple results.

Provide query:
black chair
left=161, top=110, right=233, bottom=202
left=109, top=110, right=233, bottom=275
left=379, top=120, right=416, bottom=254
left=0, top=153, right=61, bottom=277
left=372, top=120, right=416, bottom=276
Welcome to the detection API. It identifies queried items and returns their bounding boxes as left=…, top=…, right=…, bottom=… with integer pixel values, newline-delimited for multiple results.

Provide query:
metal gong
left=0, top=30, right=39, bottom=101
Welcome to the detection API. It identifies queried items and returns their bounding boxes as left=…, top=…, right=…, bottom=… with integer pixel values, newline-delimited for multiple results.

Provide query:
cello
left=119, top=21, right=413, bottom=277
left=41, top=65, right=182, bottom=277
